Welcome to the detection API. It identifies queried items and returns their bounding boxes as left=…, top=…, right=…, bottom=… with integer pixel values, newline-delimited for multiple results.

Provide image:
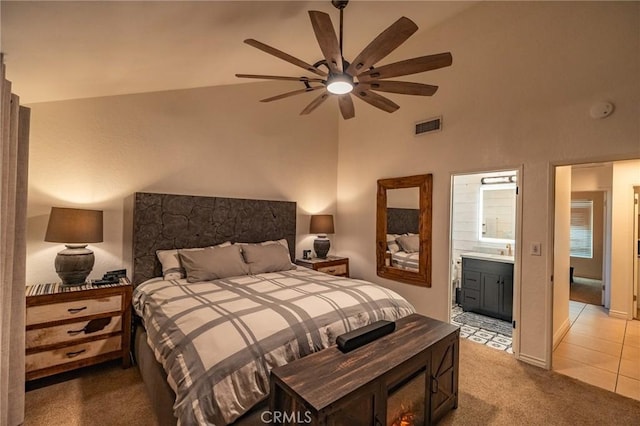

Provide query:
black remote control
left=92, top=279, right=116, bottom=286
left=105, top=269, right=127, bottom=277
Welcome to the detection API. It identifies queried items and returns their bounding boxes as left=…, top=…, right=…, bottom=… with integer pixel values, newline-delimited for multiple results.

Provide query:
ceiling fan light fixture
left=326, top=74, right=353, bottom=94
left=238, top=1, right=453, bottom=118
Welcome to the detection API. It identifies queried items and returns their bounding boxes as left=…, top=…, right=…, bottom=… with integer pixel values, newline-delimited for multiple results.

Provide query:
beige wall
left=610, top=160, right=640, bottom=319
left=553, top=166, right=571, bottom=349
left=571, top=164, right=613, bottom=192
left=336, top=1, right=640, bottom=366
left=26, top=81, right=339, bottom=285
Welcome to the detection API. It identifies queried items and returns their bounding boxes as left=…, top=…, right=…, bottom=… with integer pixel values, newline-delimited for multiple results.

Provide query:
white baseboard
left=517, top=353, right=548, bottom=369
left=609, top=309, right=629, bottom=320
left=553, top=318, right=571, bottom=350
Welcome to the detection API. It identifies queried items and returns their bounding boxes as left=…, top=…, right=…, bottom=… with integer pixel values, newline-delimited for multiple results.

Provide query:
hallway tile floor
left=553, top=301, right=640, bottom=401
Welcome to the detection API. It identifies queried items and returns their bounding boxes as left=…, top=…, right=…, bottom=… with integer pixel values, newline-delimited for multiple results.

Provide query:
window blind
left=570, top=200, right=593, bottom=259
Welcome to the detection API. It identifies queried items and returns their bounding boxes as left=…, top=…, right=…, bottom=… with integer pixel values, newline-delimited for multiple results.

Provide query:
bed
left=131, top=192, right=416, bottom=425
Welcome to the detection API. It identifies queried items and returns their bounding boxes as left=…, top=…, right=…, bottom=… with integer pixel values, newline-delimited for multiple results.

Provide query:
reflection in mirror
left=386, top=188, right=420, bottom=271
left=377, top=174, right=432, bottom=287
left=479, top=183, right=516, bottom=242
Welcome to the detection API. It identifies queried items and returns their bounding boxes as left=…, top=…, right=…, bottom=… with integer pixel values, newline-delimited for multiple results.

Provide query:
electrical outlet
left=530, top=242, right=542, bottom=256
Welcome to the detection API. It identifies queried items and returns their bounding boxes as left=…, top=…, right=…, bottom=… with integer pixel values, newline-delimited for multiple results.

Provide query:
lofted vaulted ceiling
left=1, top=1, right=475, bottom=104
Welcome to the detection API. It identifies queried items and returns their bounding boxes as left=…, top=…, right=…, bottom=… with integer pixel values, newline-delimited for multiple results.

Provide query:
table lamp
left=45, top=207, right=103, bottom=286
left=310, top=214, right=334, bottom=259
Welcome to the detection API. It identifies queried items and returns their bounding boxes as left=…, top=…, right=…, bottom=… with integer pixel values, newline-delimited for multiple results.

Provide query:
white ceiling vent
left=415, top=116, right=442, bottom=136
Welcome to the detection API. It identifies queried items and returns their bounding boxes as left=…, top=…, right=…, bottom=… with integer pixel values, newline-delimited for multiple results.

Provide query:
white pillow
left=387, top=234, right=401, bottom=254
left=156, top=241, right=231, bottom=280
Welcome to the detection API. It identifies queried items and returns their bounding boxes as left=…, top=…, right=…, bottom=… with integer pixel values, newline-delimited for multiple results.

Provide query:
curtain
left=0, top=55, right=30, bottom=426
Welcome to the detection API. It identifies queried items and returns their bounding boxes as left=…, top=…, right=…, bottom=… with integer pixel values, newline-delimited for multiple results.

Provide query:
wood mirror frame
left=376, top=174, right=432, bottom=287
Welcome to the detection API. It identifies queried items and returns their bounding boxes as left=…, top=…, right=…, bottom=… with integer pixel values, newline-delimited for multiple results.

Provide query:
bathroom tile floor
left=451, top=305, right=513, bottom=353
left=553, top=301, right=640, bottom=401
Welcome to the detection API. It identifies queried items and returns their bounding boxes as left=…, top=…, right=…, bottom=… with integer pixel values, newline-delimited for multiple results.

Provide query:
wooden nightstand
left=295, top=256, right=349, bottom=277
left=25, top=278, right=132, bottom=381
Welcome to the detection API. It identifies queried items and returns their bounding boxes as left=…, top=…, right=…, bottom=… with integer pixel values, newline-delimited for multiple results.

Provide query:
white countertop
left=460, top=252, right=514, bottom=264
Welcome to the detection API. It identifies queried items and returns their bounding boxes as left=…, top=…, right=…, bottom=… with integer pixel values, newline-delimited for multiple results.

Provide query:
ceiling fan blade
left=338, top=95, right=355, bottom=120
left=236, top=74, right=325, bottom=83
left=357, top=52, right=453, bottom=82
left=261, top=86, right=324, bottom=102
left=300, top=91, right=330, bottom=115
left=358, top=80, right=438, bottom=96
left=346, top=17, right=418, bottom=76
left=352, top=89, right=400, bottom=113
left=308, top=11, right=343, bottom=74
left=244, top=39, right=327, bottom=77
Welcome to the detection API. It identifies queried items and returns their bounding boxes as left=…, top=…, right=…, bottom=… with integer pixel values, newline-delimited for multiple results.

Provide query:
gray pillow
left=396, top=234, right=420, bottom=253
left=240, top=243, right=295, bottom=274
left=179, top=245, right=249, bottom=282
left=157, top=241, right=231, bottom=280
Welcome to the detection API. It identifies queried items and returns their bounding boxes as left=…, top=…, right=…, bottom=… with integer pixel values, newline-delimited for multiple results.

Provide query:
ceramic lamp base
left=314, top=237, right=330, bottom=259
left=55, top=244, right=95, bottom=286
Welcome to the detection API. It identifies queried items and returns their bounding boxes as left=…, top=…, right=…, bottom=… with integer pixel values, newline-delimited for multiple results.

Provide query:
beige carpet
left=25, top=340, right=640, bottom=425
left=570, top=276, right=602, bottom=306
left=24, top=361, right=157, bottom=426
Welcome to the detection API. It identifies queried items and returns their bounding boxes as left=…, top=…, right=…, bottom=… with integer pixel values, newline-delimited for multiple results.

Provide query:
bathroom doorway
left=449, top=169, right=521, bottom=355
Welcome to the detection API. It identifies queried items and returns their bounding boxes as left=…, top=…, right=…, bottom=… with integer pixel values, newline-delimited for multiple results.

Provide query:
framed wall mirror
left=376, top=174, right=432, bottom=287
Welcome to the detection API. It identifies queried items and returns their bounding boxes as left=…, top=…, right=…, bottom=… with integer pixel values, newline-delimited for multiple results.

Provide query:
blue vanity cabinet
left=461, top=256, right=513, bottom=322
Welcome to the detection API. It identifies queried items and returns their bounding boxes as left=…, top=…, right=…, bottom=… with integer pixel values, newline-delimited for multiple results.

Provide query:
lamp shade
left=45, top=207, right=103, bottom=243
left=309, top=214, right=334, bottom=235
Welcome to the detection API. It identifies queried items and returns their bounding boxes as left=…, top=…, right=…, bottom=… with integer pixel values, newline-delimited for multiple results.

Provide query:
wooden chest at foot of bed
left=269, top=314, right=460, bottom=425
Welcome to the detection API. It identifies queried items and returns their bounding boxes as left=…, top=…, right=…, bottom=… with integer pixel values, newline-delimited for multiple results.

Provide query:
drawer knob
left=67, top=306, right=87, bottom=314
left=66, top=349, right=86, bottom=358
left=327, top=269, right=336, bottom=273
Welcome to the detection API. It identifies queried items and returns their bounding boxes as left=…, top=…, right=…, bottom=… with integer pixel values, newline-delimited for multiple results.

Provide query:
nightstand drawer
left=26, top=316, right=122, bottom=349
left=26, top=295, right=122, bottom=326
left=25, top=335, right=122, bottom=373
left=317, top=263, right=348, bottom=276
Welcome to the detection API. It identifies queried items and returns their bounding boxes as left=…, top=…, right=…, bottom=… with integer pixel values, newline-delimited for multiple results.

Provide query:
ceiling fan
left=236, top=0, right=453, bottom=120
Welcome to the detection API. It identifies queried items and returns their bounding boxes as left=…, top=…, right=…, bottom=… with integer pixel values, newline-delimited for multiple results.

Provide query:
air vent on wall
left=415, top=116, right=442, bottom=136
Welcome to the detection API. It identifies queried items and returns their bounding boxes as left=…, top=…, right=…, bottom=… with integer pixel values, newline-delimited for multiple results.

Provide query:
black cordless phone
left=93, top=269, right=127, bottom=285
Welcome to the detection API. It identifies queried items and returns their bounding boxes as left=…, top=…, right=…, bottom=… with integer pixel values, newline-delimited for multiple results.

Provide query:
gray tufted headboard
left=132, top=192, right=296, bottom=286
left=386, top=207, right=420, bottom=235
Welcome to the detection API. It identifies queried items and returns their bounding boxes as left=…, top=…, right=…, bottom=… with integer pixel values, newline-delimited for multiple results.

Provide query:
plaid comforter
left=391, top=250, right=420, bottom=271
left=133, top=268, right=415, bottom=425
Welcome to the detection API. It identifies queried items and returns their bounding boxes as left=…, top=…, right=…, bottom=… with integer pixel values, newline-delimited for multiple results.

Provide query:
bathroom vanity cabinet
left=460, top=254, right=513, bottom=322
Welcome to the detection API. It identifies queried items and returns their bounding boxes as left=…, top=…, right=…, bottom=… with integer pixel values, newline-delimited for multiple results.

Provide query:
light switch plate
left=530, top=242, right=542, bottom=256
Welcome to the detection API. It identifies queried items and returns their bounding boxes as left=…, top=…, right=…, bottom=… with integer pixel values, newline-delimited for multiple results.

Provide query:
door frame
left=549, top=158, right=640, bottom=369
left=448, top=165, right=523, bottom=358
left=568, top=190, right=608, bottom=306
left=633, top=188, right=639, bottom=319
